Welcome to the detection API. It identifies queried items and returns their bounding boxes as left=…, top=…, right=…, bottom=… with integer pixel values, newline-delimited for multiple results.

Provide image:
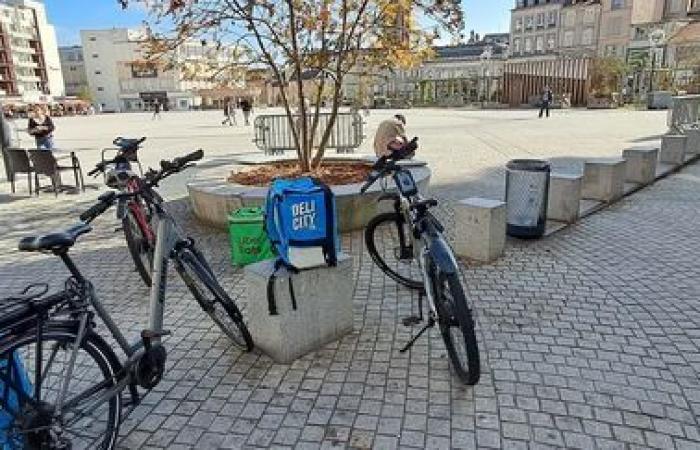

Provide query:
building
left=58, top=45, right=87, bottom=97
left=510, top=0, right=564, bottom=58
left=559, top=1, right=602, bottom=57
left=0, top=0, right=63, bottom=101
left=599, top=0, right=634, bottom=58
left=81, top=28, right=243, bottom=112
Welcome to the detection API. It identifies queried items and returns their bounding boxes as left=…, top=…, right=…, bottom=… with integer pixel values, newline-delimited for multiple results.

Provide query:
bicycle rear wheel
left=365, top=212, right=423, bottom=290
left=430, top=265, right=480, bottom=385
left=0, top=327, right=121, bottom=449
left=175, top=249, right=254, bottom=351
left=123, top=206, right=154, bottom=287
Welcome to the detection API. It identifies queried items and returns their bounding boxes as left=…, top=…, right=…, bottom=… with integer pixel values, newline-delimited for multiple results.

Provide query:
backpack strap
left=310, top=177, right=338, bottom=267
left=266, top=258, right=299, bottom=315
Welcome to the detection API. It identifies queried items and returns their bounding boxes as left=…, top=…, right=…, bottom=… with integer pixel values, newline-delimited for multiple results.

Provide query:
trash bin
left=505, top=159, right=551, bottom=238
left=228, top=207, right=275, bottom=266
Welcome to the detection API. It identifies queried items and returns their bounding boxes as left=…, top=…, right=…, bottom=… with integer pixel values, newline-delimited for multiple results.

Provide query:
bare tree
left=119, top=0, right=464, bottom=171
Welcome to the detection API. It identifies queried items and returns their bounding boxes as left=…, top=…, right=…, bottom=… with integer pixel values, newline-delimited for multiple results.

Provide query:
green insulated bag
left=228, top=207, right=275, bottom=266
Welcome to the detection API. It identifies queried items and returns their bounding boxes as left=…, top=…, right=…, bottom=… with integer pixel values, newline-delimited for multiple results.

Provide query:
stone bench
left=660, top=135, right=687, bottom=165
left=453, top=198, right=506, bottom=262
left=244, top=254, right=353, bottom=364
left=547, top=173, right=582, bottom=223
left=622, top=146, right=659, bottom=185
left=581, top=158, right=626, bottom=202
left=685, top=128, right=700, bottom=155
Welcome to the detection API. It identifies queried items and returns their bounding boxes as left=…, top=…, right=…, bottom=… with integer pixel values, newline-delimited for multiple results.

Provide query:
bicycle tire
left=365, top=212, right=423, bottom=290
left=122, top=207, right=154, bottom=287
left=430, top=264, right=480, bottom=385
left=0, top=326, right=121, bottom=449
left=175, top=250, right=254, bottom=351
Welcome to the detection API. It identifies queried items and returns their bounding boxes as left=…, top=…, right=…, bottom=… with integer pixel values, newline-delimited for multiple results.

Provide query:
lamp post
left=480, top=46, right=493, bottom=107
left=648, top=28, right=665, bottom=94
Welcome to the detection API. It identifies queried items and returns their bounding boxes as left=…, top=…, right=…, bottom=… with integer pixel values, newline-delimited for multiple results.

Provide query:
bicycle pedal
left=402, top=315, right=422, bottom=327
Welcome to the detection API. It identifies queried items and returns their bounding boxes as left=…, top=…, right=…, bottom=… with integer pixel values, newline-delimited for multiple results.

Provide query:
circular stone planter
left=187, top=157, right=431, bottom=232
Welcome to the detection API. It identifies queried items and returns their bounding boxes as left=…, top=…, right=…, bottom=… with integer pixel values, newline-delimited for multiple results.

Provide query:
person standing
left=152, top=100, right=161, bottom=120
left=28, top=105, right=55, bottom=150
left=539, top=86, right=553, bottom=118
left=240, top=98, right=253, bottom=125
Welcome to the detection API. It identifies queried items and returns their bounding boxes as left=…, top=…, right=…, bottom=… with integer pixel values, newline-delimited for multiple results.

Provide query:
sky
left=46, top=0, right=514, bottom=47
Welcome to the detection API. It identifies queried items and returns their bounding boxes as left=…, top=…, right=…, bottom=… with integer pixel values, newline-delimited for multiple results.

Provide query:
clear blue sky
left=46, top=0, right=513, bottom=47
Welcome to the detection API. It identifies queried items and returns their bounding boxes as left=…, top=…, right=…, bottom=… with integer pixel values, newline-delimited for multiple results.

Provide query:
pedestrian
left=152, top=100, right=161, bottom=120
left=240, top=98, right=253, bottom=125
left=373, top=114, right=409, bottom=158
left=27, top=105, right=55, bottom=150
left=222, top=97, right=236, bottom=126
left=539, top=86, right=553, bottom=118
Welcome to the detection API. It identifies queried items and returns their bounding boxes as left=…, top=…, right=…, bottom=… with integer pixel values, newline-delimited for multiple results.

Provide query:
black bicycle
left=0, top=151, right=252, bottom=449
left=361, top=140, right=480, bottom=385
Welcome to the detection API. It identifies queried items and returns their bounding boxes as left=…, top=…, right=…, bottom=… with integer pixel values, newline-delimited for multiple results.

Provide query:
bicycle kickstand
left=399, top=316, right=435, bottom=353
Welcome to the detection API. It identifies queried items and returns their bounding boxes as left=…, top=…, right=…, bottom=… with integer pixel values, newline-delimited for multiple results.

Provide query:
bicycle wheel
left=0, top=327, right=121, bottom=450
left=175, top=249, right=254, bottom=351
left=430, top=263, right=480, bottom=385
left=123, top=206, right=154, bottom=287
left=365, top=213, right=423, bottom=290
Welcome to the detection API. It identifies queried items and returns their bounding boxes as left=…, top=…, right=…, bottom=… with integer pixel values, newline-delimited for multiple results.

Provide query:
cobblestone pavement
left=2, top=161, right=700, bottom=449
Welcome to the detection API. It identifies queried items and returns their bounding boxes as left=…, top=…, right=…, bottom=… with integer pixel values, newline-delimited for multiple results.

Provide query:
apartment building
left=0, top=0, right=63, bottom=101
left=599, top=0, right=633, bottom=57
left=559, top=1, right=602, bottom=57
left=58, top=45, right=87, bottom=97
left=81, top=28, right=241, bottom=112
left=510, top=0, right=564, bottom=58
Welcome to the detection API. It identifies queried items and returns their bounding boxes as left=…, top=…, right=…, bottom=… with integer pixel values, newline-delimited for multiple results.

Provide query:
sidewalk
left=0, top=159, right=699, bottom=449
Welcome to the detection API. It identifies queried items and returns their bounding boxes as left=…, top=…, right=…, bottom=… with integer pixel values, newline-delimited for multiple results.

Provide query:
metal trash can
left=505, top=159, right=551, bottom=238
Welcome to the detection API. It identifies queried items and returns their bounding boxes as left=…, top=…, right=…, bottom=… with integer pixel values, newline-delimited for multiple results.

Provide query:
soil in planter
left=229, top=162, right=373, bottom=186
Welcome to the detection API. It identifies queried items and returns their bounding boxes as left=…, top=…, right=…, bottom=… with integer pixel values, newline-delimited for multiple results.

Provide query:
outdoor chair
left=28, top=150, right=84, bottom=196
left=5, top=148, right=34, bottom=195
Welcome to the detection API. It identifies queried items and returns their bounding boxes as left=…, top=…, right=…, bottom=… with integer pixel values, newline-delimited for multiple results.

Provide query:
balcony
left=11, top=46, right=35, bottom=55
left=15, top=60, right=37, bottom=68
left=16, top=74, right=40, bottom=82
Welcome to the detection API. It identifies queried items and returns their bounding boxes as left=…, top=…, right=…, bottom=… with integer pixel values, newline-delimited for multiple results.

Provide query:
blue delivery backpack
left=264, top=177, right=339, bottom=315
left=0, top=351, right=32, bottom=448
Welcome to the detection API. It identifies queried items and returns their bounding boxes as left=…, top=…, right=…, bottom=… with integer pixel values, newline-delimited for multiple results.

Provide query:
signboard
left=131, top=63, right=158, bottom=78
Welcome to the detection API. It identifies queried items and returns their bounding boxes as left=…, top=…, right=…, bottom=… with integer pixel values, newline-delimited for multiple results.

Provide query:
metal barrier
left=669, top=95, right=700, bottom=132
left=253, top=113, right=364, bottom=155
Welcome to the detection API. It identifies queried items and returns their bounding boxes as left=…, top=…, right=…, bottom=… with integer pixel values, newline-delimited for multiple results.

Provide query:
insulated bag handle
left=266, top=259, right=298, bottom=315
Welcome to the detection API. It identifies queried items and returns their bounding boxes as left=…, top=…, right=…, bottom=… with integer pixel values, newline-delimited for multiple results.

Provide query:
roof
left=562, top=0, right=601, bottom=7
left=669, top=21, right=700, bottom=45
left=434, top=43, right=508, bottom=60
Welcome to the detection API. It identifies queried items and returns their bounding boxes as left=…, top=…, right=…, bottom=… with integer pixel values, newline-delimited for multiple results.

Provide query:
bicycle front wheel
left=430, top=266, right=481, bottom=385
left=123, top=206, right=154, bottom=287
left=365, top=212, right=423, bottom=290
left=176, top=250, right=254, bottom=351
left=0, top=327, right=121, bottom=450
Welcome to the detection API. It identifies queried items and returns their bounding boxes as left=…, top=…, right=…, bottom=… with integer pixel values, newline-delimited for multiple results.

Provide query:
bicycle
left=88, top=137, right=154, bottom=286
left=360, top=141, right=480, bottom=385
left=0, top=151, right=253, bottom=449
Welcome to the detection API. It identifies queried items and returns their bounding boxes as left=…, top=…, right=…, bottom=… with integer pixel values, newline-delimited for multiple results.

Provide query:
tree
left=589, top=57, right=628, bottom=99
left=119, top=0, right=464, bottom=172
left=77, top=86, right=94, bottom=103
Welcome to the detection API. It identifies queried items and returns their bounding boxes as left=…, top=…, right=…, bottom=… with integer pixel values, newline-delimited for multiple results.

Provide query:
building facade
left=599, top=0, right=633, bottom=58
left=58, top=45, right=87, bottom=97
left=559, top=1, right=602, bottom=57
left=0, top=0, right=63, bottom=101
left=81, top=28, right=242, bottom=112
left=510, top=0, right=563, bottom=58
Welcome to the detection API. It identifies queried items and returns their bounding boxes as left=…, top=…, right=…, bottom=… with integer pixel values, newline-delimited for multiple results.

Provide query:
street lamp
left=480, top=46, right=493, bottom=106
left=648, top=28, right=666, bottom=93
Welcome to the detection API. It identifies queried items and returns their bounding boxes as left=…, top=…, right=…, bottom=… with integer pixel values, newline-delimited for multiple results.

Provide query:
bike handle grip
left=79, top=192, right=116, bottom=222
left=165, top=149, right=203, bottom=170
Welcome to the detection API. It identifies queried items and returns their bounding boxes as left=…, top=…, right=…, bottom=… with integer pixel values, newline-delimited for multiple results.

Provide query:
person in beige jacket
left=373, top=114, right=407, bottom=158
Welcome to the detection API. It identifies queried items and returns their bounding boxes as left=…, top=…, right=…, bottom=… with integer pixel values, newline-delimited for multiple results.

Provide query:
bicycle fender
left=376, top=192, right=400, bottom=203
left=427, top=238, right=457, bottom=276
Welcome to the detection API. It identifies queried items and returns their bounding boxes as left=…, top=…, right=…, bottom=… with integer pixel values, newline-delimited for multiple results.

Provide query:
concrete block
left=547, top=173, right=582, bottom=223
left=453, top=197, right=506, bottom=262
left=581, top=158, right=626, bottom=202
left=622, top=146, right=659, bottom=185
left=685, top=128, right=700, bottom=155
left=660, top=135, right=687, bottom=165
left=244, top=254, right=353, bottom=363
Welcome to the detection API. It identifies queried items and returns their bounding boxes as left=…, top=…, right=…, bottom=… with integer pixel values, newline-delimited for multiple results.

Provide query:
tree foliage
left=589, top=57, right=628, bottom=99
left=119, top=0, right=464, bottom=171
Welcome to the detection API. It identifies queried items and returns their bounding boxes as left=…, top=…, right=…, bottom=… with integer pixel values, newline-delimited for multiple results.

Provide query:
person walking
left=222, top=98, right=236, bottom=126
left=152, top=100, right=161, bottom=120
left=539, top=86, right=553, bottom=119
left=27, top=105, right=55, bottom=150
left=240, top=98, right=253, bottom=125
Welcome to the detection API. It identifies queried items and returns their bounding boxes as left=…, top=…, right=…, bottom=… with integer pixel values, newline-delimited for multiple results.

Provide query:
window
left=564, top=11, right=576, bottom=28
left=536, top=13, right=544, bottom=27
left=536, top=35, right=544, bottom=52
left=515, top=18, right=523, bottom=31
left=607, top=17, right=623, bottom=36
left=582, top=28, right=594, bottom=45
left=94, top=70, right=101, bottom=75
left=584, top=8, right=596, bottom=23
left=547, top=11, right=557, bottom=26
left=611, top=0, right=625, bottom=9
left=69, top=66, right=76, bottom=71
left=514, top=38, right=522, bottom=54
left=92, top=53, right=98, bottom=58
left=525, top=38, right=533, bottom=53
left=563, top=30, right=575, bottom=47
left=89, top=36, right=96, bottom=41
left=97, top=87, right=104, bottom=91
left=526, top=16, right=533, bottom=28
left=547, top=34, right=557, bottom=50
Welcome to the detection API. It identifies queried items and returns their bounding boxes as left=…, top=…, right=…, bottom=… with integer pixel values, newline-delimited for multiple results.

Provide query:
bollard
left=453, top=198, right=506, bottom=262
left=622, top=146, right=659, bottom=185
left=547, top=173, right=582, bottom=223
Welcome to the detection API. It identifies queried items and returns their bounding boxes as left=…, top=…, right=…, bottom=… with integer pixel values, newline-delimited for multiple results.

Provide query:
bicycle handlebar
left=79, top=191, right=117, bottom=222
left=360, top=138, right=418, bottom=194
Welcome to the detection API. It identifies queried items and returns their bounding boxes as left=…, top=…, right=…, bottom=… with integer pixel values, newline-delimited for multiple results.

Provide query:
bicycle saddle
left=18, top=223, right=92, bottom=253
